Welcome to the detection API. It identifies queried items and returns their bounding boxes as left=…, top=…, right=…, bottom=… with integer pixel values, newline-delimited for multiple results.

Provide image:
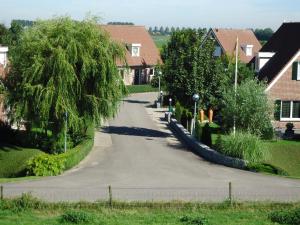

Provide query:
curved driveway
left=3, top=93, right=300, bottom=202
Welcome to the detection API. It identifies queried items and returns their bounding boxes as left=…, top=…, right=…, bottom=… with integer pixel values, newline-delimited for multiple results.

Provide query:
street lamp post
left=169, top=98, right=172, bottom=113
left=64, top=112, right=68, bottom=153
left=158, top=71, right=162, bottom=100
left=192, top=94, right=200, bottom=136
left=160, top=90, right=163, bottom=107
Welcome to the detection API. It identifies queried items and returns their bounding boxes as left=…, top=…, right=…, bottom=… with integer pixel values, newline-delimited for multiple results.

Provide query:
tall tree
left=5, top=17, right=126, bottom=151
left=159, top=26, right=164, bottom=35
left=161, top=29, right=229, bottom=109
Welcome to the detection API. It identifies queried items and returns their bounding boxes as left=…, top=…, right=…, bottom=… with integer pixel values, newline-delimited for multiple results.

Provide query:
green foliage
left=179, top=215, right=208, bottom=225
left=221, top=78, right=273, bottom=138
left=194, top=120, right=202, bottom=142
left=201, top=123, right=212, bottom=147
left=161, top=29, right=231, bottom=109
left=181, top=109, right=192, bottom=131
left=254, top=28, right=274, bottom=42
left=5, top=17, right=126, bottom=152
left=217, top=131, right=268, bottom=164
left=126, top=84, right=158, bottom=93
left=26, top=125, right=94, bottom=176
left=61, top=210, right=95, bottom=224
left=269, top=208, right=300, bottom=224
left=26, top=153, right=66, bottom=176
left=175, top=102, right=183, bottom=122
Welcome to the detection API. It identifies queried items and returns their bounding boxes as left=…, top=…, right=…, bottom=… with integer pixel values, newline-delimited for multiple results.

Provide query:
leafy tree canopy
left=5, top=17, right=126, bottom=150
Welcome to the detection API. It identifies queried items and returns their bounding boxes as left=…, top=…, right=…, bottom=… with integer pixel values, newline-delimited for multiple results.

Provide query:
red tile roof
left=211, top=28, right=261, bottom=63
left=101, top=25, right=161, bottom=67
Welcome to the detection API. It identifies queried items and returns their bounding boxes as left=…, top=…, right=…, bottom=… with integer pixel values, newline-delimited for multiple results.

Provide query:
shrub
left=26, top=125, right=94, bottom=176
left=218, top=131, right=268, bottom=164
left=61, top=210, right=95, bottom=224
left=221, top=79, right=273, bottom=139
left=181, top=109, right=189, bottom=129
left=179, top=215, right=208, bottom=225
left=175, top=102, right=183, bottom=122
left=194, top=120, right=202, bottom=142
left=201, top=123, right=212, bottom=147
left=269, top=208, right=300, bottom=224
left=26, top=153, right=66, bottom=176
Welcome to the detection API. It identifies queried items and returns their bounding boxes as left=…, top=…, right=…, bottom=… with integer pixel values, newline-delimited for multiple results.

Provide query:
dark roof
left=211, top=28, right=261, bottom=63
left=101, top=25, right=161, bottom=67
left=258, top=23, right=300, bottom=83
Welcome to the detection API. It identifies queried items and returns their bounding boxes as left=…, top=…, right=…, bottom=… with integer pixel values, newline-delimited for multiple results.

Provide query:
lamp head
left=192, top=94, right=200, bottom=102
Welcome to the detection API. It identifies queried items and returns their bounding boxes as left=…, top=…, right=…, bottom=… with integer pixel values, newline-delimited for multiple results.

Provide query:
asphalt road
left=3, top=93, right=300, bottom=202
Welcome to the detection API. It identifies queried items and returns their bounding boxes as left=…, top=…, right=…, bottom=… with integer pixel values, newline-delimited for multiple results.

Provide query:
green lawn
left=151, top=35, right=170, bottom=49
left=0, top=199, right=298, bottom=225
left=264, top=140, right=300, bottom=178
left=0, top=144, right=43, bottom=178
left=127, top=84, right=158, bottom=94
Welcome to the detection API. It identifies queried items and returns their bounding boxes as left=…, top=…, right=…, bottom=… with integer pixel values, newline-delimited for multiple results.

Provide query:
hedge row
left=27, top=125, right=95, bottom=176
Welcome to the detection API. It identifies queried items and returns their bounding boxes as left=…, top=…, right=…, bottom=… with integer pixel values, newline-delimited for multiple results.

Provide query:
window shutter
left=292, top=62, right=298, bottom=80
left=274, top=100, right=281, bottom=121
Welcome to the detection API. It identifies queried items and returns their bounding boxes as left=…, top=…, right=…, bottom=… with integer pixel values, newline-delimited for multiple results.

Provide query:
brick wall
left=267, top=55, right=300, bottom=129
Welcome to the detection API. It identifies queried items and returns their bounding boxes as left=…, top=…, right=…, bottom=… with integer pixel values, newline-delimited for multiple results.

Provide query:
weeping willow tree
left=5, top=17, right=126, bottom=151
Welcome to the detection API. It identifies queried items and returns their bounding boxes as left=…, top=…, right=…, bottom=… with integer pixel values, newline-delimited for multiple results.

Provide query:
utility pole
left=233, top=37, right=239, bottom=136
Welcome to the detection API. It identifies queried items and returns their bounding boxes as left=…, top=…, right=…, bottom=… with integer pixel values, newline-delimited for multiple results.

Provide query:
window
left=214, top=46, right=221, bottom=57
left=149, top=69, right=154, bottom=75
left=280, top=101, right=300, bottom=120
left=293, top=101, right=300, bottom=118
left=292, top=61, right=300, bottom=81
left=281, top=101, right=291, bottom=118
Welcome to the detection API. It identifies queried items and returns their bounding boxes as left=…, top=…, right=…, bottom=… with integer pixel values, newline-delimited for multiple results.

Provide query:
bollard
left=108, top=185, right=112, bottom=207
left=0, top=185, right=3, bottom=200
left=229, top=182, right=232, bottom=204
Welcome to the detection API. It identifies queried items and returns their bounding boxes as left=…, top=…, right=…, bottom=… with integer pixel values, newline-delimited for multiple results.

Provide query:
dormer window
left=130, top=43, right=141, bottom=57
left=242, top=44, right=253, bottom=57
left=255, top=52, right=275, bottom=72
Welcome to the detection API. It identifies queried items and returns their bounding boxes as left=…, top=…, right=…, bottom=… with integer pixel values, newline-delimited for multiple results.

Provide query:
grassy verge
left=127, top=84, right=158, bottom=94
left=0, top=196, right=299, bottom=225
left=0, top=144, right=43, bottom=178
left=211, top=131, right=300, bottom=178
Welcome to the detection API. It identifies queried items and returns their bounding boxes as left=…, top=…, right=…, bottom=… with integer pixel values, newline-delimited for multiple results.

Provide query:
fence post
left=228, top=182, right=232, bottom=204
left=108, top=185, right=112, bottom=207
left=0, top=186, right=3, bottom=200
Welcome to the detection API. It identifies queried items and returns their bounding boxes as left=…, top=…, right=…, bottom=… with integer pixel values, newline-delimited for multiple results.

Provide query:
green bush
left=26, top=125, right=94, bottom=176
left=26, top=153, right=66, bottom=176
left=175, top=102, right=183, bottom=121
left=179, top=215, right=208, bottom=225
left=221, top=79, right=273, bottom=139
left=194, top=120, right=202, bottom=142
left=218, top=131, right=268, bottom=164
left=61, top=210, right=95, bottom=224
left=201, top=123, right=212, bottom=147
left=269, top=208, right=300, bottom=224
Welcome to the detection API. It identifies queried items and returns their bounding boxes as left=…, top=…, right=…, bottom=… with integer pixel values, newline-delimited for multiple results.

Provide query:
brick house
left=101, top=25, right=161, bottom=85
left=253, top=23, right=300, bottom=129
left=207, top=28, right=261, bottom=63
left=0, top=46, right=8, bottom=121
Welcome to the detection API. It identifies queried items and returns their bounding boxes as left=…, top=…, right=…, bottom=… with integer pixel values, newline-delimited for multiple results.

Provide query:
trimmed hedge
left=26, top=125, right=95, bottom=176
left=127, top=84, right=158, bottom=94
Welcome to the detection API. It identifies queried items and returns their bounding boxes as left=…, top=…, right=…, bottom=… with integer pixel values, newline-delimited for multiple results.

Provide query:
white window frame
left=297, top=62, right=300, bottom=81
left=280, top=100, right=300, bottom=121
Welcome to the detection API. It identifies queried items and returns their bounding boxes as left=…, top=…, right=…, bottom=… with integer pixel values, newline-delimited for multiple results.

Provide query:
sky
left=0, top=0, right=299, bottom=30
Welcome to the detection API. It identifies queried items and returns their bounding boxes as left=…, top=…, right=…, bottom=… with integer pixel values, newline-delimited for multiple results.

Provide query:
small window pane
left=292, top=101, right=300, bottom=118
left=281, top=101, right=291, bottom=118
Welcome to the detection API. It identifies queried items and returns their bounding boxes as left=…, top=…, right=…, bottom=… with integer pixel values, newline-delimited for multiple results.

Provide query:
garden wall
left=167, top=116, right=247, bottom=170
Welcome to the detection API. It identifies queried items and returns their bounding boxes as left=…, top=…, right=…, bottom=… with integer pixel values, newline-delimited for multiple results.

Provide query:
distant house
left=101, top=25, right=161, bottom=85
left=206, top=28, right=261, bottom=63
left=0, top=45, right=8, bottom=121
left=254, top=23, right=300, bottom=129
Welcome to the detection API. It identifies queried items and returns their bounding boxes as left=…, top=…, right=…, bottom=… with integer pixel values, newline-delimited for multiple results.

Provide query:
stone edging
left=166, top=114, right=247, bottom=170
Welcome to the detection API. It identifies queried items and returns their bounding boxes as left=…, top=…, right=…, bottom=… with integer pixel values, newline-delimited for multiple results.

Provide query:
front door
left=134, top=69, right=140, bottom=85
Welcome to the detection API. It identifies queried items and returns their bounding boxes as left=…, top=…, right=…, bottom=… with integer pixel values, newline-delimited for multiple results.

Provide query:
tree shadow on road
left=103, top=126, right=171, bottom=138
left=123, top=99, right=151, bottom=104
